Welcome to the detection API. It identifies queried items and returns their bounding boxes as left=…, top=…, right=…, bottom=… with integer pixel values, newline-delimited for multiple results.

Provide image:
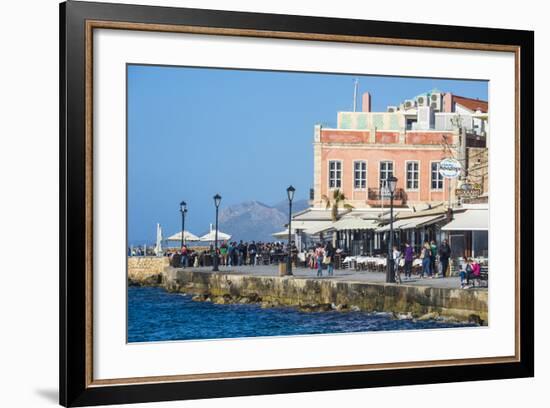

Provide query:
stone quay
left=128, top=257, right=488, bottom=325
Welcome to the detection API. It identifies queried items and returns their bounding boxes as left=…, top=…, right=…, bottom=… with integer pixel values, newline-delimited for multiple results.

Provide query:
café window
left=406, top=161, right=419, bottom=190
left=354, top=161, right=367, bottom=189
left=431, top=162, right=444, bottom=190
left=379, top=161, right=393, bottom=188
left=328, top=160, right=342, bottom=189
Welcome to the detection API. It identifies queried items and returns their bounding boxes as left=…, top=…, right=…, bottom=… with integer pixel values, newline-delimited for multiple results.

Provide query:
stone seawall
left=128, top=256, right=169, bottom=286
left=163, top=268, right=488, bottom=324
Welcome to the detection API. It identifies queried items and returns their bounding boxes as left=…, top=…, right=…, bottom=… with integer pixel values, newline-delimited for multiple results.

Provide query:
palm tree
left=322, top=189, right=354, bottom=222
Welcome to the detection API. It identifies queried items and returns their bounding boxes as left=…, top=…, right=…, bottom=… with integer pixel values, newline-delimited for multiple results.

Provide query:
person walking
left=180, top=244, right=188, bottom=268
left=438, top=239, right=451, bottom=278
left=248, top=241, right=257, bottom=266
left=242, top=242, right=248, bottom=265
left=392, top=245, right=402, bottom=283
left=430, top=240, right=438, bottom=277
left=421, top=241, right=432, bottom=278
left=403, top=242, right=414, bottom=280
left=220, top=241, right=228, bottom=266
left=237, top=241, right=245, bottom=266
left=314, top=243, right=324, bottom=277
left=227, top=242, right=234, bottom=267
left=324, top=242, right=335, bottom=277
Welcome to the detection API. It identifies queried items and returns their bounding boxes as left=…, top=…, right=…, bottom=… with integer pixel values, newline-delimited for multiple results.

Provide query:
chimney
left=362, top=92, right=371, bottom=112
left=443, top=92, right=453, bottom=113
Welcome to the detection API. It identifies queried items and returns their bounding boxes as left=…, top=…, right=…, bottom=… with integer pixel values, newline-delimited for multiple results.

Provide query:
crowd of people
left=166, top=240, right=299, bottom=268
left=166, top=240, right=342, bottom=278
left=150, top=236, right=482, bottom=289
left=390, top=239, right=482, bottom=287
left=391, top=239, right=452, bottom=280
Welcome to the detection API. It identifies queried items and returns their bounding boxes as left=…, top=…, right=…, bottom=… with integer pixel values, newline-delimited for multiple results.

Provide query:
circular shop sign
left=439, top=158, right=462, bottom=179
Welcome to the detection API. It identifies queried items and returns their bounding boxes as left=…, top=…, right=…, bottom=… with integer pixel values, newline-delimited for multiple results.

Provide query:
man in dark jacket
left=248, top=241, right=257, bottom=266
left=438, top=239, right=452, bottom=277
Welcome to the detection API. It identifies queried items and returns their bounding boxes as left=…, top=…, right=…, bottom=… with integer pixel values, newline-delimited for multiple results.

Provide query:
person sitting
left=469, top=259, right=481, bottom=285
left=460, top=258, right=477, bottom=288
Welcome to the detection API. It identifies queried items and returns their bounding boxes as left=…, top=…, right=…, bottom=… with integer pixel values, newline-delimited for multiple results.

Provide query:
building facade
left=311, top=90, right=488, bottom=210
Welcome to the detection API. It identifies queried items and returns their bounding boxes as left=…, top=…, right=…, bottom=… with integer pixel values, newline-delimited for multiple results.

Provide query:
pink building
left=311, top=91, right=488, bottom=209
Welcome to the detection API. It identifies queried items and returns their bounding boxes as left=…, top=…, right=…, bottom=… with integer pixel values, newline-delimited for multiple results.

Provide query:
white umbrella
left=166, top=230, right=200, bottom=242
left=200, top=224, right=231, bottom=242
left=154, top=223, right=163, bottom=256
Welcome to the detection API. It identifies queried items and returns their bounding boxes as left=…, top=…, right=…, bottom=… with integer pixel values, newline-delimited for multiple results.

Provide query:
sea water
left=128, top=286, right=476, bottom=343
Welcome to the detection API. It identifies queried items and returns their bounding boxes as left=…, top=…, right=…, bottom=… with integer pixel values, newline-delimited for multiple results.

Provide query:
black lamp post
left=286, top=185, right=295, bottom=276
left=385, top=176, right=398, bottom=283
left=179, top=201, right=187, bottom=249
left=212, top=194, right=222, bottom=271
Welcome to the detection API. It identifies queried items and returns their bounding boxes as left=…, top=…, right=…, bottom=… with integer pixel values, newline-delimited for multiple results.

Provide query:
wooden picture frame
left=60, top=1, right=534, bottom=406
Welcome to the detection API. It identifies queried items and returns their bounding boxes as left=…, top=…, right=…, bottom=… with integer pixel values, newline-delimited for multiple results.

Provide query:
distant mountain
left=218, top=199, right=310, bottom=243
left=272, top=198, right=310, bottom=215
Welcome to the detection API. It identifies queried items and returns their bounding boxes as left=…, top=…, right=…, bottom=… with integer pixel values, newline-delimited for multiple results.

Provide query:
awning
left=272, top=221, right=332, bottom=238
left=272, top=229, right=292, bottom=239
left=332, top=218, right=379, bottom=231
left=376, top=218, right=413, bottom=232
left=304, top=222, right=334, bottom=235
left=375, top=214, right=446, bottom=232
left=404, top=214, right=447, bottom=228
left=442, top=209, right=488, bottom=231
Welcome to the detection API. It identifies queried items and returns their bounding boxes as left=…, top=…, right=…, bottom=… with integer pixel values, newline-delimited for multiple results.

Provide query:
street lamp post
left=179, top=201, right=187, bottom=249
left=212, top=194, right=222, bottom=271
left=286, top=185, right=295, bottom=276
left=386, top=176, right=398, bottom=283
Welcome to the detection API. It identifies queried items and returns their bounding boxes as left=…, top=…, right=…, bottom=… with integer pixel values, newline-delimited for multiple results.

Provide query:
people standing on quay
left=421, top=241, right=432, bottom=278
left=403, top=242, right=414, bottom=280
left=315, top=243, right=324, bottom=277
left=324, top=242, right=335, bottom=276
left=438, top=239, right=451, bottom=277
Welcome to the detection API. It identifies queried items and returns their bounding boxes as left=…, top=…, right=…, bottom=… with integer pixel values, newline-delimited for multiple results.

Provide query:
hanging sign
left=439, top=158, right=462, bottom=179
left=455, top=182, right=482, bottom=198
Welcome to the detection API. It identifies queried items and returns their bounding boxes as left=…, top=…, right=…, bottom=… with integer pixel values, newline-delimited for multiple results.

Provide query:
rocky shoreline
left=186, top=291, right=482, bottom=325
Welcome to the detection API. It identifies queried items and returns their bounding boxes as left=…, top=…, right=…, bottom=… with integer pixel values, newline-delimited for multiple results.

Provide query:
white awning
left=375, top=214, right=446, bottom=232
left=332, top=218, right=379, bottom=231
left=272, top=229, right=292, bottom=239
left=376, top=218, right=413, bottom=232
left=404, top=214, right=447, bottom=228
left=304, top=222, right=334, bottom=235
left=274, top=221, right=334, bottom=237
left=442, top=209, right=488, bottom=231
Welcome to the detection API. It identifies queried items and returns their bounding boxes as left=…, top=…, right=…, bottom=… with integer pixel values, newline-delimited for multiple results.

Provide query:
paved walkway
left=176, top=264, right=486, bottom=290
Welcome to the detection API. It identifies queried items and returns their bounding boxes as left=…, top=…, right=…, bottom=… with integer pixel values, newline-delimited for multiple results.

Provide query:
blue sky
left=127, top=65, right=488, bottom=244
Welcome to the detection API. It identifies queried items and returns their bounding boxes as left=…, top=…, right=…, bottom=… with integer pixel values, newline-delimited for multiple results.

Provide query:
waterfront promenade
left=173, top=264, right=478, bottom=290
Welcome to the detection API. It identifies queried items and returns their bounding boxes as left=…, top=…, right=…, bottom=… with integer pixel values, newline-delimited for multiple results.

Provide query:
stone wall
left=163, top=268, right=488, bottom=324
left=128, top=256, right=169, bottom=286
